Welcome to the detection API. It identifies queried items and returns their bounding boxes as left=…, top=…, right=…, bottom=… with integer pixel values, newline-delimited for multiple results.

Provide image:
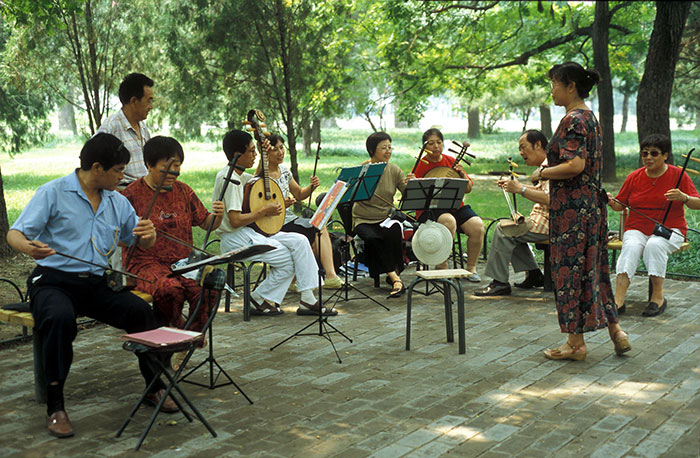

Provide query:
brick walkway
left=1, top=266, right=698, bottom=457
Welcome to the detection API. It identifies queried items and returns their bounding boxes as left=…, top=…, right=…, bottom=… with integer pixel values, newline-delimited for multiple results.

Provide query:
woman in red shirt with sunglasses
left=608, top=133, right=700, bottom=317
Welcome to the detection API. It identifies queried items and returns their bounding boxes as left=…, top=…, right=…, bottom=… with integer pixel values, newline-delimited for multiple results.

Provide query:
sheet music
left=310, top=181, right=348, bottom=229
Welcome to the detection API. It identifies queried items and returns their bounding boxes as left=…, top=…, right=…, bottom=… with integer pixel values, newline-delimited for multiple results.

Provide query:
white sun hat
left=411, top=220, right=453, bottom=266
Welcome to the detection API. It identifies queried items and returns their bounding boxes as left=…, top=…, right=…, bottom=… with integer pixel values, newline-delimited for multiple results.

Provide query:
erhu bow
left=307, top=137, right=322, bottom=209
left=30, top=242, right=153, bottom=284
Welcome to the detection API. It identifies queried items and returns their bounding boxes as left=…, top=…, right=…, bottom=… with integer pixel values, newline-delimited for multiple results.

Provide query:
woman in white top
left=257, top=134, right=342, bottom=289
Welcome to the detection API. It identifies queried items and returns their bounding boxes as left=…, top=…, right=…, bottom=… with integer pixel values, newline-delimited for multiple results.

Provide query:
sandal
left=388, top=279, right=405, bottom=299
left=544, top=341, right=587, bottom=361
left=612, top=331, right=631, bottom=355
left=249, top=297, right=284, bottom=316
left=297, top=300, right=338, bottom=316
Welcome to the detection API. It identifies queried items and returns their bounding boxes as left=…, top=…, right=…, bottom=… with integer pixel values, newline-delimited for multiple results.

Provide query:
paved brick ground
left=1, top=266, right=698, bottom=457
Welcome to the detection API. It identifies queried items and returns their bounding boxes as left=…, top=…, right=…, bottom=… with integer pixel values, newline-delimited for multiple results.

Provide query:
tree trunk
left=58, top=102, right=77, bottom=134
left=301, top=121, right=312, bottom=157
left=0, top=166, right=12, bottom=258
left=593, top=1, right=617, bottom=182
left=539, top=104, right=553, bottom=138
left=620, top=91, right=629, bottom=133
left=312, top=118, right=320, bottom=144
left=521, top=108, right=530, bottom=132
left=636, top=1, right=692, bottom=164
left=363, top=111, right=378, bottom=132
left=467, top=107, right=480, bottom=138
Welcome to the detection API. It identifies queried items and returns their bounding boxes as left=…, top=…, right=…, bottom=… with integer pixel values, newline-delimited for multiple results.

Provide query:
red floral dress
left=547, top=109, right=618, bottom=334
left=122, top=179, right=214, bottom=331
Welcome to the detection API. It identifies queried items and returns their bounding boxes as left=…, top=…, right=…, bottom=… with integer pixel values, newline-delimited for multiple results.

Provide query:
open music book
left=121, top=327, right=203, bottom=347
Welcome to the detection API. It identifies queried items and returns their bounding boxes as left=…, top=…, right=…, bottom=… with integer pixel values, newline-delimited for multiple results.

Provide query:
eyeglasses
left=640, top=150, right=662, bottom=158
left=378, top=145, right=392, bottom=152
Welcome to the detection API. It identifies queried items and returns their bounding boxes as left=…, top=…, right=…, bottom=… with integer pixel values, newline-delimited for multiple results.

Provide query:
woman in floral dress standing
left=531, top=61, right=630, bottom=361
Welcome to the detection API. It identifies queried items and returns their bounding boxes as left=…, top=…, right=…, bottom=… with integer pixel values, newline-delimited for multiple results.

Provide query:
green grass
left=3, top=127, right=699, bottom=275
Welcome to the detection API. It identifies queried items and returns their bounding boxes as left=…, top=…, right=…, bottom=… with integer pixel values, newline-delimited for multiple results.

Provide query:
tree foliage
left=3, top=0, right=152, bottom=135
left=159, top=0, right=358, bottom=181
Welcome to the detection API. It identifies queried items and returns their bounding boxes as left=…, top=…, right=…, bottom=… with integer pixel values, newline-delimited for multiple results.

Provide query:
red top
left=413, top=153, right=471, bottom=218
left=122, top=178, right=211, bottom=268
left=615, top=165, right=699, bottom=236
left=413, top=153, right=472, bottom=183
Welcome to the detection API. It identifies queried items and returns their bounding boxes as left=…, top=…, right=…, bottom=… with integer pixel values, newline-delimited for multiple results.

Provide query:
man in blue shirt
left=7, top=133, right=176, bottom=438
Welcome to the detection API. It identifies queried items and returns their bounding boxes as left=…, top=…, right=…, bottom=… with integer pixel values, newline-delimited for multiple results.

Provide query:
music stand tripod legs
left=178, top=280, right=253, bottom=404
left=270, top=228, right=352, bottom=363
left=326, top=226, right=390, bottom=311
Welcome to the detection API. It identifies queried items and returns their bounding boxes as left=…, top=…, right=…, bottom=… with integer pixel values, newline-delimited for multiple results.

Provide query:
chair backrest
left=336, top=202, right=355, bottom=236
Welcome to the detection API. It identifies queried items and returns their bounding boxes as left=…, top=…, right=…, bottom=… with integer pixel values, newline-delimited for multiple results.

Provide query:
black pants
left=28, top=266, right=162, bottom=391
left=354, top=222, right=404, bottom=279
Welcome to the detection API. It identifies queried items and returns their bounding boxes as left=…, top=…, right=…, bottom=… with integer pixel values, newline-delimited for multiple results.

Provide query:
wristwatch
left=520, top=186, right=527, bottom=196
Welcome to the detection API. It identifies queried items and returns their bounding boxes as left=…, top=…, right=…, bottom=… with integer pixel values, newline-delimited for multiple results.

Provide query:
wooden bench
left=0, top=283, right=153, bottom=402
left=606, top=237, right=691, bottom=300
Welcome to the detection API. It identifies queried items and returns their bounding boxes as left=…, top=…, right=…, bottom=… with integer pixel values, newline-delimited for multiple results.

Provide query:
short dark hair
left=80, top=133, right=130, bottom=171
left=521, top=129, right=548, bottom=150
left=422, top=128, right=443, bottom=144
left=222, top=130, right=253, bottom=161
left=267, top=133, right=284, bottom=147
left=143, top=136, right=185, bottom=167
left=118, top=73, right=154, bottom=105
left=365, top=131, right=392, bottom=157
left=640, top=133, right=671, bottom=155
left=548, top=61, right=600, bottom=99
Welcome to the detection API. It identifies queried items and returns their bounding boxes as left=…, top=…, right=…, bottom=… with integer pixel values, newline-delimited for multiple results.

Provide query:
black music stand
left=168, top=244, right=275, bottom=396
left=270, top=181, right=353, bottom=363
left=325, top=163, right=391, bottom=311
left=401, top=178, right=469, bottom=294
left=400, top=177, right=469, bottom=213
left=117, top=246, right=275, bottom=449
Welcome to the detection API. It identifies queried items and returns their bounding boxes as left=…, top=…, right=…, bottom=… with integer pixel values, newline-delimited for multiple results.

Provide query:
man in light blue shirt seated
left=7, top=133, right=177, bottom=439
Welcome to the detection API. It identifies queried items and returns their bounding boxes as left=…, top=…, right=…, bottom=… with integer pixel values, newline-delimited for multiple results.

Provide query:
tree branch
left=430, top=1, right=499, bottom=14
left=446, top=26, right=592, bottom=70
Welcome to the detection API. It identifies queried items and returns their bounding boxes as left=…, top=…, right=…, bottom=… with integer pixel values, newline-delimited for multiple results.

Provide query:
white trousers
left=616, top=229, right=684, bottom=279
left=220, top=227, right=320, bottom=305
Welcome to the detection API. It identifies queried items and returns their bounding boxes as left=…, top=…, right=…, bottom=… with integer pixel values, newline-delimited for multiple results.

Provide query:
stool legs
left=444, top=285, right=453, bottom=343
left=405, top=277, right=465, bottom=354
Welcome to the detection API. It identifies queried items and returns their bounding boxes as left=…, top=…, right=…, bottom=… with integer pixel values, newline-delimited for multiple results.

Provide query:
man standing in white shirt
left=97, top=73, right=154, bottom=186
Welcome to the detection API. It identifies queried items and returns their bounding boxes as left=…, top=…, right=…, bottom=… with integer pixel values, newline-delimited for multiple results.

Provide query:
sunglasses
left=640, top=150, right=663, bottom=158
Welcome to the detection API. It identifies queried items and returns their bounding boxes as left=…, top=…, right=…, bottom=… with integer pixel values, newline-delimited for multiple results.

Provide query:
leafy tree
left=161, top=0, right=357, bottom=181
left=672, top=2, right=700, bottom=130
left=0, top=17, right=53, bottom=258
left=636, top=1, right=692, bottom=163
left=3, top=0, right=152, bottom=135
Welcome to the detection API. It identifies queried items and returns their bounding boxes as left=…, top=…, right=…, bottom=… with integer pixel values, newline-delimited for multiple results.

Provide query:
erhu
left=110, top=157, right=179, bottom=291
left=497, top=157, right=531, bottom=237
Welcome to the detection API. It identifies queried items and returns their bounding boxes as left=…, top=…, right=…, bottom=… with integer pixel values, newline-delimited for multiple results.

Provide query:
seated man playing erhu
left=6, top=133, right=175, bottom=438
left=475, top=129, right=550, bottom=296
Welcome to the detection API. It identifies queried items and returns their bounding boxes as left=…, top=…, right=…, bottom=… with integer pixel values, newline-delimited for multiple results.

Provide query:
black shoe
left=514, top=269, right=544, bottom=289
left=642, top=298, right=667, bottom=317
left=617, top=303, right=626, bottom=315
left=474, top=281, right=512, bottom=297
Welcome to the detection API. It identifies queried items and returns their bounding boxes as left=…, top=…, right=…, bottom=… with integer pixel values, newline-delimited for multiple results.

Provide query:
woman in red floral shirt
left=122, top=136, right=224, bottom=331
